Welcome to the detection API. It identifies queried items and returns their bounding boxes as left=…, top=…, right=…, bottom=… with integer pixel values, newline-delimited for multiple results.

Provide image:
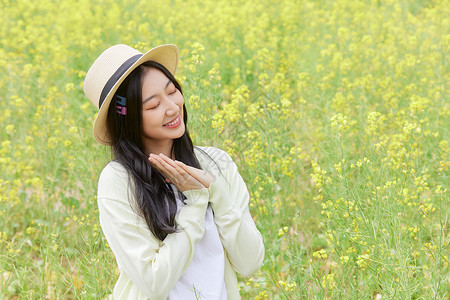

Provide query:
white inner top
left=168, top=184, right=227, bottom=300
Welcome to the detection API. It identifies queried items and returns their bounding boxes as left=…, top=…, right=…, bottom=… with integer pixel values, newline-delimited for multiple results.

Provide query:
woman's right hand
left=148, top=153, right=207, bottom=192
left=174, top=160, right=216, bottom=188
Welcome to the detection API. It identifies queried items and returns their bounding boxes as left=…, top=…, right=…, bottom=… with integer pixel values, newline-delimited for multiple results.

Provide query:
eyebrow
left=142, top=80, right=172, bottom=104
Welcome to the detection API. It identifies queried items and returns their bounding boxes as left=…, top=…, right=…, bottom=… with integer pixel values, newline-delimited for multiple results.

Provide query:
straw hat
left=84, top=44, right=179, bottom=145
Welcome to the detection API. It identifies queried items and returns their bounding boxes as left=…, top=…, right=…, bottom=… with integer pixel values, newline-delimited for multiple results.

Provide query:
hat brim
left=93, top=44, right=179, bottom=145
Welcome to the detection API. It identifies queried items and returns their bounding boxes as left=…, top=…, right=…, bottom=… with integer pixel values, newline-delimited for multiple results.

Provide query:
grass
left=0, top=0, right=448, bottom=298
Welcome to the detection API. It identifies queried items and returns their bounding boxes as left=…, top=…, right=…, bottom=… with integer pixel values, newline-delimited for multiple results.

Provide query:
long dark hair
left=106, top=61, right=201, bottom=241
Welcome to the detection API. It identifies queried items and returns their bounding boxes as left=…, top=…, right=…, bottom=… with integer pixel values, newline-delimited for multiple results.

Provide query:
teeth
left=165, top=116, right=179, bottom=126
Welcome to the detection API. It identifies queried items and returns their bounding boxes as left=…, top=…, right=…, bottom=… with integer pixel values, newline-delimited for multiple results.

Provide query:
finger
left=158, top=154, right=182, bottom=170
left=174, top=160, right=198, bottom=174
left=159, top=156, right=210, bottom=184
left=158, top=159, right=202, bottom=190
left=175, top=161, right=215, bottom=187
left=173, top=161, right=204, bottom=182
left=154, top=156, right=179, bottom=178
left=174, top=161, right=198, bottom=177
left=150, top=155, right=203, bottom=190
left=149, top=155, right=166, bottom=172
left=148, top=155, right=163, bottom=171
left=154, top=155, right=195, bottom=187
left=149, top=155, right=177, bottom=181
left=159, top=154, right=191, bottom=178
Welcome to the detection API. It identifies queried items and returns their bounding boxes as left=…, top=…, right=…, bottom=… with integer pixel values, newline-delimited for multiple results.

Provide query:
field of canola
left=0, top=0, right=449, bottom=298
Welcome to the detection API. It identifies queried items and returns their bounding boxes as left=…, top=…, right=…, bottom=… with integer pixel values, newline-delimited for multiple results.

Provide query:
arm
left=206, top=149, right=265, bottom=276
left=97, top=162, right=209, bottom=300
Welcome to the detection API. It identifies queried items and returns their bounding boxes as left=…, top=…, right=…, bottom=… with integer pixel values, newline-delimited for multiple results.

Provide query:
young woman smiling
left=83, top=44, right=264, bottom=299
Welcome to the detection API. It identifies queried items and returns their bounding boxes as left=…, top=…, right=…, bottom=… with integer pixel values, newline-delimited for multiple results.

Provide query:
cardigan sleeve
left=97, top=162, right=209, bottom=300
left=202, top=148, right=265, bottom=276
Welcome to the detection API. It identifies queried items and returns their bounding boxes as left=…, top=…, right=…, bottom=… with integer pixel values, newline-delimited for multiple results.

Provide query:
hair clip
left=115, top=95, right=127, bottom=115
left=116, top=106, right=127, bottom=115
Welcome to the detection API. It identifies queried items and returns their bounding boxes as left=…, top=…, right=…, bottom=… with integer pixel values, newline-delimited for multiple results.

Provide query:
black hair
left=106, top=61, right=201, bottom=241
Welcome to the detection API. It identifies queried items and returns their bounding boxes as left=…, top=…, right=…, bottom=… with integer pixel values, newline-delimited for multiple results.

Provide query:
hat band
left=98, top=54, right=142, bottom=109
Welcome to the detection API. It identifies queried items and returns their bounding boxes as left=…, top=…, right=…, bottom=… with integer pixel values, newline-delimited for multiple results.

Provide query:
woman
left=83, top=44, right=264, bottom=299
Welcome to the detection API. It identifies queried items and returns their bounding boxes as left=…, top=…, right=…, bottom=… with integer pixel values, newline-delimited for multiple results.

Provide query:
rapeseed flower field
left=1, top=0, right=448, bottom=298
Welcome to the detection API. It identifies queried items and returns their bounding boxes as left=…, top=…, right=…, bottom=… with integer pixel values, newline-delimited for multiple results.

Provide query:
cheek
left=142, top=111, right=159, bottom=127
left=176, top=94, right=185, bottom=106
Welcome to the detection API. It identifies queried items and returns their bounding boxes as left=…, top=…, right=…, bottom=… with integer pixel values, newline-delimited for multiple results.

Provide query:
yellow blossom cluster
left=1, top=0, right=448, bottom=298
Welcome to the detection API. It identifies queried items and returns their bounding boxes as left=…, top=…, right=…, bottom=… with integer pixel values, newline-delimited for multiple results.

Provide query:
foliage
left=0, top=0, right=448, bottom=298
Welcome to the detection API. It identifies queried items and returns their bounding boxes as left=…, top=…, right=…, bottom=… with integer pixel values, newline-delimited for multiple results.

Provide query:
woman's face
left=140, top=68, right=185, bottom=151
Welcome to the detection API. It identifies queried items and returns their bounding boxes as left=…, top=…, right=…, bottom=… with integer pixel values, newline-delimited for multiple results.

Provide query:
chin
left=175, top=127, right=186, bottom=139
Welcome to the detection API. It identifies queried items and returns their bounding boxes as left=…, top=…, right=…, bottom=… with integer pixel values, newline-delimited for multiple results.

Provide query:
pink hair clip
left=116, top=95, right=127, bottom=115
left=116, top=106, right=127, bottom=115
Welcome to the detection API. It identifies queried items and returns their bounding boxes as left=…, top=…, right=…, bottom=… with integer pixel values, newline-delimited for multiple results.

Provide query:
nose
left=165, top=97, right=180, bottom=116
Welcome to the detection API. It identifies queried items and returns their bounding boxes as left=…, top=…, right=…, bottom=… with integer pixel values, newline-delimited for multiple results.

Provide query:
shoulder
left=194, top=146, right=234, bottom=165
left=194, top=146, right=237, bottom=176
left=98, top=161, right=132, bottom=199
left=99, top=161, right=129, bottom=183
left=194, top=146, right=232, bottom=161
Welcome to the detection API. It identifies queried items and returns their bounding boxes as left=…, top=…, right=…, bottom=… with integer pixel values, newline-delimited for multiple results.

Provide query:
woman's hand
left=174, top=160, right=215, bottom=188
left=148, top=154, right=214, bottom=192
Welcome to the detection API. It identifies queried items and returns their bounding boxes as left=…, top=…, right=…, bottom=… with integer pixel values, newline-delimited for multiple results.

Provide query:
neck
left=145, top=139, right=174, bottom=158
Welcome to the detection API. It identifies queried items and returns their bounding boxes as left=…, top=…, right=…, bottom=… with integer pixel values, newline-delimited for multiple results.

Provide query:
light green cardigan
left=97, top=146, right=265, bottom=299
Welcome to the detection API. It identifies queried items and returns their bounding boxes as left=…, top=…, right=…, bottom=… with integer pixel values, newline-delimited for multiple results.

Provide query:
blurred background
left=0, top=0, right=448, bottom=298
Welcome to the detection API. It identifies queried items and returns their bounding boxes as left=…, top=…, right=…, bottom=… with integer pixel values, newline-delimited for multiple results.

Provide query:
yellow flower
left=313, top=249, right=328, bottom=260
left=5, top=125, right=14, bottom=135
left=321, top=273, right=337, bottom=290
left=340, top=255, right=349, bottom=264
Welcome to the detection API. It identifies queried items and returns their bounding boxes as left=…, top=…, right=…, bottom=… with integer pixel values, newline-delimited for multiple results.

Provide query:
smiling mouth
left=163, top=115, right=181, bottom=127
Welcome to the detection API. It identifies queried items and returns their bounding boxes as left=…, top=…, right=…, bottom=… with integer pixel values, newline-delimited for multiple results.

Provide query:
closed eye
left=167, top=81, right=177, bottom=95
left=168, top=86, right=177, bottom=95
left=148, top=102, right=160, bottom=110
